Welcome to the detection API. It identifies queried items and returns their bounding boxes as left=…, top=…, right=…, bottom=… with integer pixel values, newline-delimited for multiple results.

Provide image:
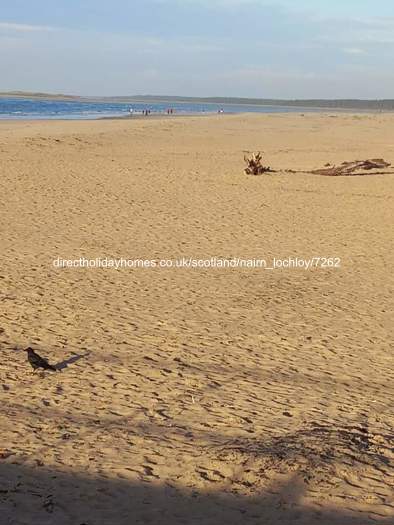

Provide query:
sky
left=1, top=0, right=394, bottom=98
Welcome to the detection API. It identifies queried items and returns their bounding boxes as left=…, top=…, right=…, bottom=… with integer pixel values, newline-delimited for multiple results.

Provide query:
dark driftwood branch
left=245, top=154, right=392, bottom=176
left=310, top=159, right=391, bottom=176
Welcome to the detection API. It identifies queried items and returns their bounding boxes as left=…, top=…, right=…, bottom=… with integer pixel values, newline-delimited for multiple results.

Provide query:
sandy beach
left=0, top=112, right=393, bottom=524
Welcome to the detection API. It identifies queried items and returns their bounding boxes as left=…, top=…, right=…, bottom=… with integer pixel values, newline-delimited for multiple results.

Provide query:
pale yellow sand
left=0, top=113, right=393, bottom=524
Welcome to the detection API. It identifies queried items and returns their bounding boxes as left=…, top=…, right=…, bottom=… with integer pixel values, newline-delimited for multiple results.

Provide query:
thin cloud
left=343, top=48, right=366, bottom=55
left=0, top=22, right=57, bottom=32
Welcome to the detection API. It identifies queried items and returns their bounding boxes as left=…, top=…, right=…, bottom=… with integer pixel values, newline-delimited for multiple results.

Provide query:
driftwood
left=310, top=159, right=391, bottom=176
left=244, top=153, right=392, bottom=177
left=244, top=152, right=275, bottom=175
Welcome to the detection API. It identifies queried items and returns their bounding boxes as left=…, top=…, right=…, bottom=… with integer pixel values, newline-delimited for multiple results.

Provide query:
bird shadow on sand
left=54, top=352, right=91, bottom=371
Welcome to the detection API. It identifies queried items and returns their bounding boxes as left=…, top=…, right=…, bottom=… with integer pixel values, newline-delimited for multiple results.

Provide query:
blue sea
left=0, top=97, right=320, bottom=120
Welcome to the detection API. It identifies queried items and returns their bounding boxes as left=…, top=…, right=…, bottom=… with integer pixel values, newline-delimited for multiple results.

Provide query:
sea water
left=0, top=97, right=322, bottom=120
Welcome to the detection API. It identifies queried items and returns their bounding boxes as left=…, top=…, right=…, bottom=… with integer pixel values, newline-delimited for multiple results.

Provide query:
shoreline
left=1, top=91, right=394, bottom=112
left=0, top=108, right=390, bottom=123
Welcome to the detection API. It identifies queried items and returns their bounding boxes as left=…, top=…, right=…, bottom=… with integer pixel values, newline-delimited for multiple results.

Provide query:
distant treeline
left=1, top=92, right=394, bottom=110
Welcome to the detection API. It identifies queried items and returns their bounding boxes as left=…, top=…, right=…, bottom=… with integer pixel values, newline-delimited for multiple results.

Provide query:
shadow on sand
left=0, top=461, right=392, bottom=525
left=54, top=352, right=91, bottom=371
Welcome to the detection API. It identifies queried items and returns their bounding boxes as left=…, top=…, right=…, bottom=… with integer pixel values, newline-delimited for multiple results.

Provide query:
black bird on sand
left=24, top=347, right=57, bottom=372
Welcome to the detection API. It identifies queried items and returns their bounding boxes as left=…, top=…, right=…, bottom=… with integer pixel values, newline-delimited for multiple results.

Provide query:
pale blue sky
left=1, top=1, right=393, bottom=97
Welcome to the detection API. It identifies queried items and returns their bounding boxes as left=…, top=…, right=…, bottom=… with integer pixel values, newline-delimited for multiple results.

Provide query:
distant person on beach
left=129, top=108, right=134, bottom=116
